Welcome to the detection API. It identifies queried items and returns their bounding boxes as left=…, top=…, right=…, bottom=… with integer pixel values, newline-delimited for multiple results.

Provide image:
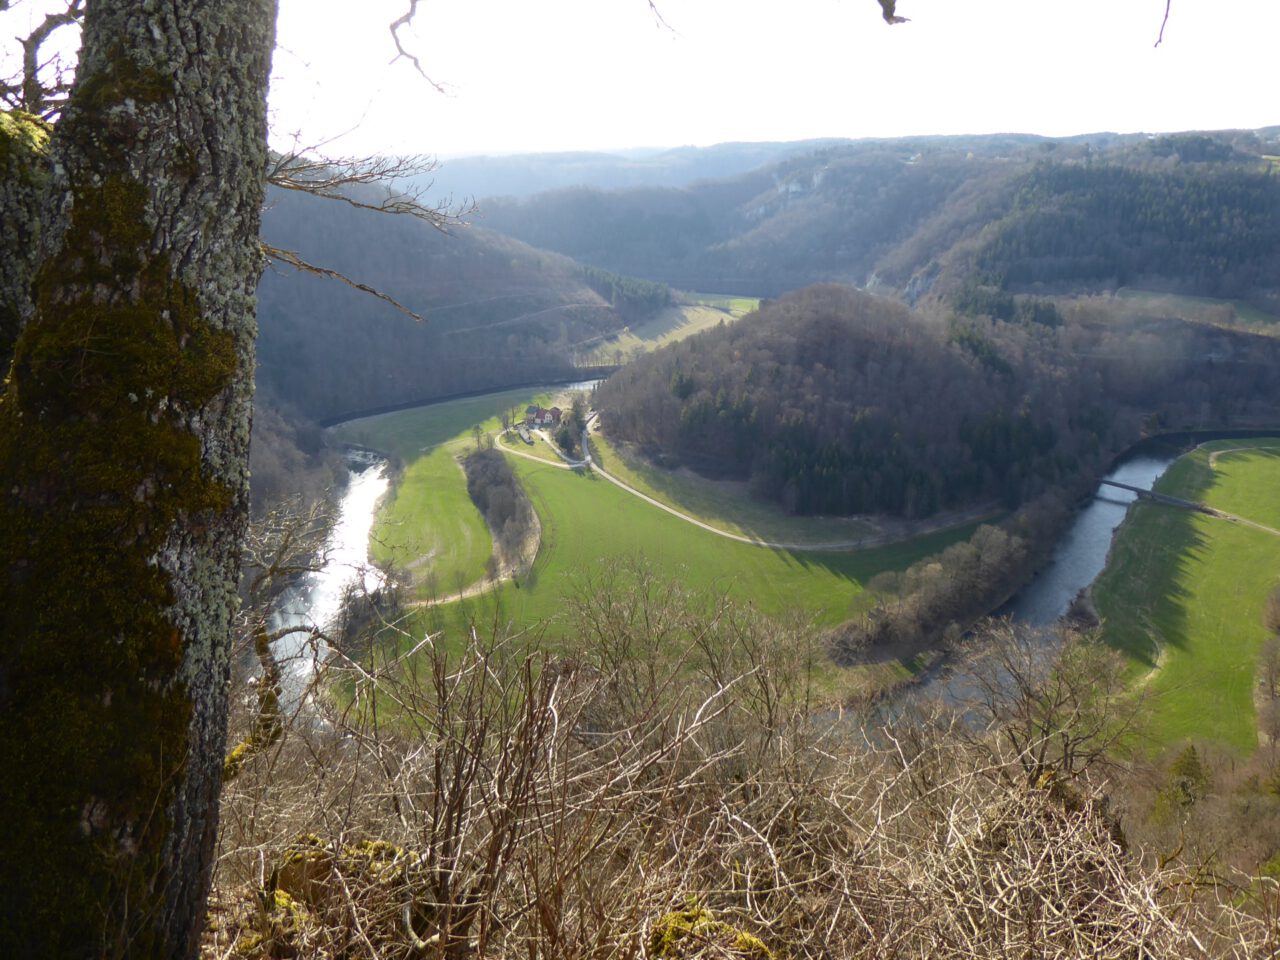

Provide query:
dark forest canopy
left=596, top=285, right=1280, bottom=519
left=973, top=162, right=1280, bottom=301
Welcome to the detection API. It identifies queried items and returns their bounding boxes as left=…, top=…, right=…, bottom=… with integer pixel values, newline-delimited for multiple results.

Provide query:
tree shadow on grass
left=1098, top=449, right=1217, bottom=670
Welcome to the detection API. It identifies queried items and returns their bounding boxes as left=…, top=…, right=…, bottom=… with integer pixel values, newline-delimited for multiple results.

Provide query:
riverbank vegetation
left=1093, top=438, right=1280, bottom=754
left=829, top=493, right=1068, bottom=663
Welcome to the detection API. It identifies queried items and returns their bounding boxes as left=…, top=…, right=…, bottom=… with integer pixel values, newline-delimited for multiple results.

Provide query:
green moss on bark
left=0, top=109, right=50, bottom=371
left=0, top=174, right=237, bottom=954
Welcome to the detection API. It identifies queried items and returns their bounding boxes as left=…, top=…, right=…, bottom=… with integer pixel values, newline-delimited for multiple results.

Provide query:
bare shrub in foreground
left=206, top=567, right=1280, bottom=959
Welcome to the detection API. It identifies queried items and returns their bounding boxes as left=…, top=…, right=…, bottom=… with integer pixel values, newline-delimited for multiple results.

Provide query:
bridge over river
left=1097, top=479, right=1216, bottom=514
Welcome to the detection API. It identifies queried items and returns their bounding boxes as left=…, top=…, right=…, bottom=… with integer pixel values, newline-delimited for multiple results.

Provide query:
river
left=278, top=440, right=1177, bottom=708
left=267, top=381, right=603, bottom=703
left=268, top=450, right=390, bottom=707
left=906, top=442, right=1189, bottom=707
left=1001, top=450, right=1179, bottom=626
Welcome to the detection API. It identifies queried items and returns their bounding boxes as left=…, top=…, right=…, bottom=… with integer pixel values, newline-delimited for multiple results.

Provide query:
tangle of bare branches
left=206, top=565, right=1279, bottom=959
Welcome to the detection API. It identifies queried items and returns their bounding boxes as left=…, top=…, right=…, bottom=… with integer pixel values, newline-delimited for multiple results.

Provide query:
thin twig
left=262, top=243, right=424, bottom=322
left=389, top=0, right=447, bottom=93
left=1155, top=0, right=1172, bottom=47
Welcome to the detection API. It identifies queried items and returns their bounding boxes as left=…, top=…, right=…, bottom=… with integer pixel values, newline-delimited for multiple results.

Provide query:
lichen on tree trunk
left=0, top=2, right=276, bottom=957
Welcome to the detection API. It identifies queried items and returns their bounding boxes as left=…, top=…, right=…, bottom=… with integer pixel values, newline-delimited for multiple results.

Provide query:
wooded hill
left=479, top=129, right=1280, bottom=311
left=256, top=186, right=667, bottom=423
left=596, top=285, right=1280, bottom=519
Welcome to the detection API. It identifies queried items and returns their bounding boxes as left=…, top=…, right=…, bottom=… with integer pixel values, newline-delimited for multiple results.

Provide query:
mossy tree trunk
left=0, top=2, right=276, bottom=957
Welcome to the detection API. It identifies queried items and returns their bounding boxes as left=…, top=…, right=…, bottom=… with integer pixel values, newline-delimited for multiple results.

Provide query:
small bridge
left=1098, top=479, right=1215, bottom=514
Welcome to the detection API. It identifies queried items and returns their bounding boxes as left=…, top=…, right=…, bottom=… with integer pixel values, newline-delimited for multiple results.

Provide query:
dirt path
left=405, top=456, right=545, bottom=609
left=1206, top=444, right=1280, bottom=468
left=501, top=421, right=996, bottom=553
left=1208, top=508, right=1280, bottom=539
left=1196, top=443, right=1280, bottom=537
left=410, top=418, right=1000, bottom=607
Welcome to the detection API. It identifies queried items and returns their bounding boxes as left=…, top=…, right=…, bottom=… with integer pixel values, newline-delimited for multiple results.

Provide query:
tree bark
left=0, top=2, right=275, bottom=957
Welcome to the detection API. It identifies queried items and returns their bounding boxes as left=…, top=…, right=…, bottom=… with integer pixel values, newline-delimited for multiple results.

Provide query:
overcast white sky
left=3, top=1, right=1277, bottom=157
left=266, top=0, right=1280, bottom=157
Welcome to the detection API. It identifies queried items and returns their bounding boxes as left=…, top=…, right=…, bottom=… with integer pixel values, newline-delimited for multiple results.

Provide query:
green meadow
left=332, top=387, right=557, bottom=594
left=429, top=454, right=981, bottom=630
left=686, top=292, right=761, bottom=318
left=1094, top=438, right=1280, bottom=754
left=582, top=294, right=760, bottom=364
left=330, top=384, right=984, bottom=684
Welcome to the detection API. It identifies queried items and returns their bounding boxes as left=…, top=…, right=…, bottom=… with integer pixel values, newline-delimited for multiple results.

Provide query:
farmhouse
left=524, top=405, right=563, bottom=428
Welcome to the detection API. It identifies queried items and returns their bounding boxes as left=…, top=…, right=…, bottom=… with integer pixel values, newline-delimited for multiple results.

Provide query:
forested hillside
left=255, top=187, right=650, bottom=422
left=480, top=129, right=1280, bottom=308
left=973, top=163, right=1280, bottom=305
left=597, top=285, right=1280, bottom=518
left=480, top=142, right=1012, bottom=295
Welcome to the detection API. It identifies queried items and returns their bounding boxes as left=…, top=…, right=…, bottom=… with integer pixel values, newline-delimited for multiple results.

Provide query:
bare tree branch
left=1, top=0, right=83, bottom=116
left=389, top=0, right=447, bottom=93
left=878, top=0, right=910, bottom=25
left=262, top=242, right=425, bottom=322
left=1155, top=0, right=1172, bottom=47
left=646, top=0, right=674, bottom=31
left=266, top=150, right=473, bottom=231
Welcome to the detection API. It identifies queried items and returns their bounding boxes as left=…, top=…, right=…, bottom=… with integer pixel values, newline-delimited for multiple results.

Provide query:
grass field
left=587, top=430, right=881, bottom=545
left=331, top=387, right=557, bottom=592
left=581, top=294, right=761, bottom=364
left=687, top=293, right=761, bottom=317
left=1115, top=288, right=1280, bottom=329
left=331, top=383, right=985, bottom=695
left=415, top=453, right=986, bottom=654
left=1093, top=438, right=1280, bottom=754
left=497, top=428, right=568, bottom=465
left=333, top=387, right=553, bottom=461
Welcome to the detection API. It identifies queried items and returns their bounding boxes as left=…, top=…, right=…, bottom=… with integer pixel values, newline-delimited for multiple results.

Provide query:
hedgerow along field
left=1093, top=437, right=1280, bottom=754
left=331, top=385, right=986, bottom=683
